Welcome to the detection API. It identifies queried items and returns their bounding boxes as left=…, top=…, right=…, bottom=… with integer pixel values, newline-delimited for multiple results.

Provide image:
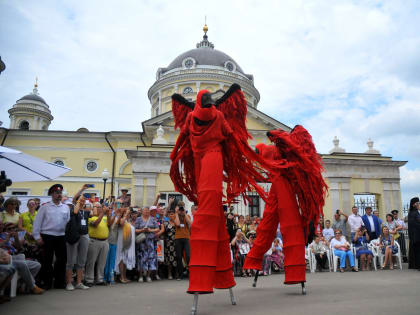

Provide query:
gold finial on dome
left=203, top=16, right=208, bottom=34
left=33, top=76, right=39, bottom=95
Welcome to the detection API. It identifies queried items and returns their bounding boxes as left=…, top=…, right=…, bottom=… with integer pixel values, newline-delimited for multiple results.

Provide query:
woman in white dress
left=114, top=208, right=136, bottom=283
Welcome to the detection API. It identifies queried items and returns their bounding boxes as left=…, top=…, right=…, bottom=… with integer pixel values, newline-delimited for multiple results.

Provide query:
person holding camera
left=353, top=226, right=373, bottom=271
left=174, top=201, right=191, bottom=281
left=65, top=195, right=91, bottom=291
left=85, top=203, right=112, bottom=286
left=231, top=230, right=252, bottom=276
left=115, top=207, right=136, bottom=283
left=332, top=210, right=348, bottom=239
left=135, top=206, right=159, bottom=283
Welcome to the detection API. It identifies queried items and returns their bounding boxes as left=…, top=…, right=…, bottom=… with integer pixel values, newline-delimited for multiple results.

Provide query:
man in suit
left=361, top=207, right=381, bottom=240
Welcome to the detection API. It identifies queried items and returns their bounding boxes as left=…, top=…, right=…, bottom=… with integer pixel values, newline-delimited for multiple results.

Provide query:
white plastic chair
left=329, top=244, right=339, bottom=272
left=367, top=243, right=378, bottom=271
left=378, top=241, right=403, bottom=270
left=305, top=247, right=312, bottom=272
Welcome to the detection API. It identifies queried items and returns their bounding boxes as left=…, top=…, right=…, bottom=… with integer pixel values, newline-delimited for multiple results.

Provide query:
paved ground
left=2, top=266, right=420, bottom=315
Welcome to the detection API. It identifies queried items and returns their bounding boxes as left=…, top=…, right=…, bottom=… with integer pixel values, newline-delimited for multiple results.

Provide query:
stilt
left=190, top=293, right=199, bottom=315
left=301, top=282, right=306, bottom=295
left=229, top=288, right=237, bottom=305
left=252, top=270, right=259, bottom=287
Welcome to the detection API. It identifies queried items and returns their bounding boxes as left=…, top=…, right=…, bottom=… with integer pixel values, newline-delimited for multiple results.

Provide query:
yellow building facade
left=1, top=27, right=406, bottom=221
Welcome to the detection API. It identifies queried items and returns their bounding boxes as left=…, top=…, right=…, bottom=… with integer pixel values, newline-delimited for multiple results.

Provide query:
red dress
left=243, top=144, right=306, bottom=284
left=244, top=127, right=327, bottom=284
left=170, top=86, right=270, bottom=294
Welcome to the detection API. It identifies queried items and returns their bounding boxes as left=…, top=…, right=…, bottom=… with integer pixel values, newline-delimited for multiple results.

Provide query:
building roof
left=18, top=93, right=48, bottom=105
left=160, top=27, right=246, bottom=76
left=164, top=47, right=245, bottom=74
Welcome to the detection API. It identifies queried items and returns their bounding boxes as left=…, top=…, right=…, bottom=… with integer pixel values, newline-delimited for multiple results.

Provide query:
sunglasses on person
left=335, top=232, right=342, bottom=235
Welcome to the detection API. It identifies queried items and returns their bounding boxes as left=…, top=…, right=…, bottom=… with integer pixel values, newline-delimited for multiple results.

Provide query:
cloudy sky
left=0, top=0, right=419, bottom=204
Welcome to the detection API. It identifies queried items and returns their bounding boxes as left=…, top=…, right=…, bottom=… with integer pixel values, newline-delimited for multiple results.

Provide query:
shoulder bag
left=136, top=217, right=150, bottom=244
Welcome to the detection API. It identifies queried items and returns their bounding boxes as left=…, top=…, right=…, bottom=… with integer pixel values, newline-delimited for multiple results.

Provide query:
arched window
left=183, top=87, right=193, bottom=94
left=19, top=120, right=30, bottom=130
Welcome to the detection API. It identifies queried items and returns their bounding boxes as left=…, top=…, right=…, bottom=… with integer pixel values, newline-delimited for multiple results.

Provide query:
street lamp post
left=101, top=168, right=110, bottom=203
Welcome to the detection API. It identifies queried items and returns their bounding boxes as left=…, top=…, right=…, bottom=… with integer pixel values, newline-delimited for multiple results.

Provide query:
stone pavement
left=2, top=267, right=420, bottom=315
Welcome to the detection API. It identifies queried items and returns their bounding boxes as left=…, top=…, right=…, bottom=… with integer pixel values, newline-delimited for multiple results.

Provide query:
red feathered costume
left=170, top=84, right=273, bottom=294
left=243, top=126, right=328, bottom=284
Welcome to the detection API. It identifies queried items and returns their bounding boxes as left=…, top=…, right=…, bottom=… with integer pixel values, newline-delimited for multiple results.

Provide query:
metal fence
left=231, top=183, right=271, bottom=217
left=353, top=194, right=378, bottom=216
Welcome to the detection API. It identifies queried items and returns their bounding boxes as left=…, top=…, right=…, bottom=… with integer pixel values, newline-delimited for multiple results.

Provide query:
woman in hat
left=1, top=197, right=22, bottom=228
left=407, top=197, right=420, bottom=270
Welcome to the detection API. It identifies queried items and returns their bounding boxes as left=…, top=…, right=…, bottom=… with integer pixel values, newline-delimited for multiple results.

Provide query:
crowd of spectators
left=1, top=185, right=420, bottom=304
left=308, top=203, right=420, bottom=273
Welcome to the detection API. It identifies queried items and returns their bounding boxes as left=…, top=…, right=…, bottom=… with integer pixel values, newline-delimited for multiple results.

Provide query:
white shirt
left=330, top=237, right=349, bottom=249
left=348, top=214, right=364, bottom=233
left=366, top=215, right=375, bottom=232
left=322, top=228, right=334, bottom=241
left=32, top=201, right=70, bottom=240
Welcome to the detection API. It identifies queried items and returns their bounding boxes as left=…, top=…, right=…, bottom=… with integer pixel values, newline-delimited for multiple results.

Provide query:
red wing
left=267, top=127, right=328, bottom=240
left=169, top=115, right=198, bottom=204
left=172, top=94, right=195, bottom=130
left=215, top=84, right=250, bottom=141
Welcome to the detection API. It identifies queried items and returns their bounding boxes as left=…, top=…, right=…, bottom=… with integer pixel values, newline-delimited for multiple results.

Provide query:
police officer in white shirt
left=33, top=184, right=70, bottom=289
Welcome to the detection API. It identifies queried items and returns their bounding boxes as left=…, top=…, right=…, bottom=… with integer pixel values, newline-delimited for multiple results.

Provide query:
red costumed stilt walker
left=170, top=84, right=275, bottom=312
left=244, top=126, right=328, bottom=291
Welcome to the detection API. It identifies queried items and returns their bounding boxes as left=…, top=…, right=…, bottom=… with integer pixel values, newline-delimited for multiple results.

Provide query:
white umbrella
left=0, top=146, right=71, bottom=182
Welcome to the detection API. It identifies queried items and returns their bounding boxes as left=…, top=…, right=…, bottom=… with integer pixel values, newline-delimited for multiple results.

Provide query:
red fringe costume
left=170, top=84, right=273, bottom=294
left=243, top=126, right=328, bottom=284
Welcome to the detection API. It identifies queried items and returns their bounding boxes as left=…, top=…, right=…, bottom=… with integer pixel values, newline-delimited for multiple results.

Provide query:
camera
left=0, top=171, right=12, bottom=193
